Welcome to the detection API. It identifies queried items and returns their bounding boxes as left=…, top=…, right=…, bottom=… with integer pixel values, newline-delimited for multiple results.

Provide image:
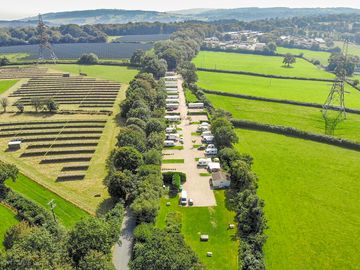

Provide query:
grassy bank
left=0, top=204, right=18, bottom=250
left=0, top=80, right=18, bottom=95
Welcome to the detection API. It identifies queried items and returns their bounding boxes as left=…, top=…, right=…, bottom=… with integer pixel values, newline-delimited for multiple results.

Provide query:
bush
left=165, top=212, right=182, bottom=233
left=172, top=173, right=181, bottom=191
left=78, top=53, right=99, bottom=65
left=16, top=103, right=24, bottom=113
left=143, top=149, right=162, bottom=165
left=162, top=172, right=186, bottom=184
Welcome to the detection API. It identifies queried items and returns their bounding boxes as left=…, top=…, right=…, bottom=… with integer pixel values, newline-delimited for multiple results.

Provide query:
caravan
left=164, top=140, right=176, bottom=147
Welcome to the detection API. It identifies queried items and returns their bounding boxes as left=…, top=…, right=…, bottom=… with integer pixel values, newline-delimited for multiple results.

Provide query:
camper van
left=164, top=140, right=176, bottom=147
left=165, top=127, right=176, bottom=133
left=180, top=190, right=187, bottom=205
left=205, top=148, right=218, bottom=155
left=197, top=158, right=212, bottom=167
left=202, top=135, right=214, bottom=143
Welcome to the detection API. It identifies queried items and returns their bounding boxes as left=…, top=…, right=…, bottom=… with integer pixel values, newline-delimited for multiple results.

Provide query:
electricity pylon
left=37, top=14, right=57, bottom=63
left=322, top=40, right=349, bottom=135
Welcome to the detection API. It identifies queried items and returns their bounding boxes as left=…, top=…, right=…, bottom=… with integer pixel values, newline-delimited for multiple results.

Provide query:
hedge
left=162, top=172, right=187, bottom=184
left=197, top=68, right=335, bottom=82
left=201, top=89, right=360, bottom=115
left=231, top=119, right=360, bottom=152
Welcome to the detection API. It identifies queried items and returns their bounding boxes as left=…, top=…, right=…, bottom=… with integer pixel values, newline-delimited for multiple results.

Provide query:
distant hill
left=0, top=7, right=359, bottom=27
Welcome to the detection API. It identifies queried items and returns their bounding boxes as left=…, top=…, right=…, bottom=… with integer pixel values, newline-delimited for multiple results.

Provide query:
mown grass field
left=185, top=88, right=198, bottom=103
left=156, top=190, right=238, bottom=270
left=0, top=204, right=18, bottom=250
left=197, top=71, right=360, bottom=109
left=5, top=174, right=88, bottom=228
left=0, top=79, right=18, bottom=95
left=206, top=94, right=360, bottom=142
left=276, top=47, right=331, bottom=65
left=235, top=128, right=360, bottom=270
left=193, top=51, right=334, bottom=79
left=47, top=64, right=139, bottom=83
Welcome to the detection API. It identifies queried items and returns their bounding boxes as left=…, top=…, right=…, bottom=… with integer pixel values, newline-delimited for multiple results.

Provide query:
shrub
left=165, top=212, right=182, bottom=233
left=172, top=173, right=181, bottom=191
left=162, top=172, right=186, bottom=184
left=78, top=53, right=99, bottom=65
left=16, top=103, right=24, bottom=113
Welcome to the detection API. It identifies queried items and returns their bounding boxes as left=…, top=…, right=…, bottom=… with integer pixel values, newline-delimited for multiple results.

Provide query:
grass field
left=162, top=159, right=185, bottom=164
left=47, top=64, right=139, bottom=83
left=235, top=128, right=360, bottom=270
left=0, top=53, right=28, bottom=62
left=0, top=80, right=18, bottom=95
left=334, top=41, right=360, bottom=57
left=5, top=173, right=88, bottom=228
left=185, top=88, right=198, bottom=103
left=276, top=47, right=331, bottom=65
left=197, top=71, right=360, bottom=109
left=206, top=94, right=360, bottom=142
left=193, top=51, right=334, bottom=79
left=0, top=204, right=18, bottom=250
left=156, top=190, right=238, bottom=270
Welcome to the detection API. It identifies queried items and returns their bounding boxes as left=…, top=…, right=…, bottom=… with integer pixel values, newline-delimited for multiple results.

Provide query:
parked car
left=180, top=190, right=187, bottom=206
left=188, top=198, right=194, bottom=206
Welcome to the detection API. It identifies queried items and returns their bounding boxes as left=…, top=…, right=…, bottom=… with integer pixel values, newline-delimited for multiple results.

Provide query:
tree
left=45, top=98, right=59, bottom=112
left=146, top=132, right=165, bottom=151
left=78, top=250, right=112, bottom=270
left=30, top=97, right=43, bottom=112
left=78, top=53, right=99, bottom=64
left=130, top=226, right=203, bottom=270
left=0, top=97, right=8, bottom=112
left=117, top=128, right=146, bottom=152
left=126, top=117, right=146, bottom=130
left=112, top=146, right=143, bottom=172
left=172, top=173, right=181, bottom=191
left=283, top=53, right=296, bottom=67
left=145, top=118, right=166, bottom=136
left=0, top=57, right=10, bottom=66
left=143, top=149, right=162, bottom=165
left=107, top=170, right=136, bottom=202
left=67, top=217, right=114, bottom=265
left=141, top=55, right=167, bottom=79
left=213, top=125, right=238, bottom=149
left=16, top=102, right=24, bottom=113
left=229, top=160, right=257, bottom=191
left=130, top=49, right=145, bottom=65
left=177, top=61, right=198, bottom=84
left=354, top=79, right=359, bottom=86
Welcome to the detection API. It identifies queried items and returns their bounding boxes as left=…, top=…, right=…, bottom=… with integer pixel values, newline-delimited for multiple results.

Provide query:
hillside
left=0, top=7, right=359, bottom=26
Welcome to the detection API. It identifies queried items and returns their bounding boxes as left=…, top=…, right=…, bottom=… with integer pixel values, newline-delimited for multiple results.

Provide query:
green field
left=185, top=88, right=198, bottom=103
left=197, top=71, right=360, bottom=109
left=0, top=204, right=18, bottom=250
left=0, top=80, right=18, bottom=95
left=0, top=53, right=28, bottom=62
left=206, top=94, right=360, bottom=142
left=235, top=128, right=360, bottom=270
left=47, top=64, right=139, bottom=83
left=5, top=173, right=89, bottom=228
left=156, top=191, right=238, bottom=270
left=276, top=47, right=331, bottom=65
left=193, top=51, right=334, bottom=79
left=334, top=41, right=360, bottom=57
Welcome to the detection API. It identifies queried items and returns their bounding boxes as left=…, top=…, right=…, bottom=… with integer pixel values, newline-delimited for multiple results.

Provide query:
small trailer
left=188, top=102, right=204, bottom=109
left=164, top=140, right=176, bottom=147
left=165, top=115, right=181, bottom=122
left=8, top=140, right=22, bottom=150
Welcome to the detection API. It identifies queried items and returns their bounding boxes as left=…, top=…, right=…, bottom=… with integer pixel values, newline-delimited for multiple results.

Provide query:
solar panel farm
left=0, top=65, right=138, bottom=213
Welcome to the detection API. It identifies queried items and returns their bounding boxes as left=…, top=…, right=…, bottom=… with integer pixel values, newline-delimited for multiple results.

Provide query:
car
left=188, top=198, right=194, bottom=206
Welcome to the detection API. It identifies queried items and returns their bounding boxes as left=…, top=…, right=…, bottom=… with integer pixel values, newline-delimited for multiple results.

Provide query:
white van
left=180, top=190, right=187, bottom=205
left=197, top=158, right=212, bottom=167
left=164, top=140, right=175, bottom=147
left=205, top=148, right=218, bottom=155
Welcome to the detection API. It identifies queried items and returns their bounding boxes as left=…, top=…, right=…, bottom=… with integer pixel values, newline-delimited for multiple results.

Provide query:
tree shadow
left=96, top=197, right=116, bottom=217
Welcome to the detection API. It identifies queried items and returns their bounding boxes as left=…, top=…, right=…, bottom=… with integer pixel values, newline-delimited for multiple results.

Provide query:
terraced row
left=10, top=76, right=121, bottom=109
left=0, top=66, right=62, bottom=79
left=0, top=120, right=106, bottom=181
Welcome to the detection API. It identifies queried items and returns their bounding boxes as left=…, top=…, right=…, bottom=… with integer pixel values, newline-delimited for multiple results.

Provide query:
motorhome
left=202, top=135, right=214, bottom=143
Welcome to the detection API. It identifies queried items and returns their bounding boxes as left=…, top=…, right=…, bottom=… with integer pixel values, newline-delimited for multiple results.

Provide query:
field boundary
left=7, top=61, right=140, bottom=68
left=231, top=119, right=360, bottom=152
left=197, top=68, right=335, bottom=82
left=202, top=88, right=360, bottom=115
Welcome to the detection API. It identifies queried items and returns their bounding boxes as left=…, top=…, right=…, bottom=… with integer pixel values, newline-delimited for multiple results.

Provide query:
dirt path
left=162, top=77, right=216, bottom=207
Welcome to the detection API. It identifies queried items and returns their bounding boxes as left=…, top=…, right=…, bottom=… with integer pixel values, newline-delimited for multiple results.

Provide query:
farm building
left=211, top=171, right=231, bottom=189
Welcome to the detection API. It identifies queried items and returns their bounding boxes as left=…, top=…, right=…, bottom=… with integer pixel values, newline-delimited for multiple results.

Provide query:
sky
left=1, top=0, right=359, bottom=20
